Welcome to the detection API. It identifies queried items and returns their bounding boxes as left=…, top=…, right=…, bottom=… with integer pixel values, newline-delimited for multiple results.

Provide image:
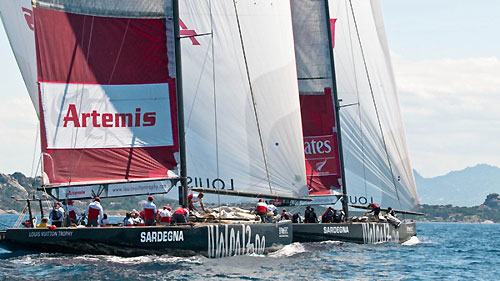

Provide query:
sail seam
left=232, top=0, right=273, bottom=193
left=348, top=0, right=401, bottom=208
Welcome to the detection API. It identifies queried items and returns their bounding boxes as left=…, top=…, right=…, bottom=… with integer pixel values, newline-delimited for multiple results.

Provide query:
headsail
left=291, top=0, right=344, bottom=198
left=33, top=0, right=180, bottom=196
left=180, top=0, right=308, bottom=198
left=329, top=0, right=418, bottom=210
left=0, top=0, right=38, bottom=114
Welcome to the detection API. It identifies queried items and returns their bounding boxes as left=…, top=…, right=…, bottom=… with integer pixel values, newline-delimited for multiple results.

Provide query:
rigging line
left=108, top=18, right=131, bottom=84
left=232, top=0, right=273, bottom=194
left=348, top=0, right=401, bottom=207
left=30, top=122, right=39, bottom=179
left=208, top=0, right=222, bottom=220
left=186, top=35, right=213, bottom=128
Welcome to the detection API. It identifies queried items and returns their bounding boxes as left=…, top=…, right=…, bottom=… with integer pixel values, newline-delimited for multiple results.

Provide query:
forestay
left=33, top=0, right=180, bottom=193
left=179, top=0, right=307, bottom=198
left=329, top=0, right=418, bottom=210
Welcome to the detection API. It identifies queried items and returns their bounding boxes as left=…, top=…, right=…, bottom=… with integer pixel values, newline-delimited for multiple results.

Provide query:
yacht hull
left=292, top=222, right=416, bottom=244
left=0, top=221, right=292, bottom=258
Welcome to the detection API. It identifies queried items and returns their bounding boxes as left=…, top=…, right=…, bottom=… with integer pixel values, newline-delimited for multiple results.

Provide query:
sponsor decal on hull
left=207, top=225, right=266, bottom=258
left=140, top=231, right=184, bottom=243
left=361, top=223, right=400, bottom=244
left=323, top=226, right=349, bottom=234
left=28, top=230, right=73, bottom=238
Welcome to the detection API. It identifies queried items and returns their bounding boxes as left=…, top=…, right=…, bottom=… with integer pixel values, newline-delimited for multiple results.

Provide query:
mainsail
left=29, top=0, right=180, bottom=198
left=291, top=0, right=419, bottom=210
left=179, top=0, right=308, bottom=198
left=330, top=0, right=418, bottom=210
left=0, top=0, right=38, bottom=114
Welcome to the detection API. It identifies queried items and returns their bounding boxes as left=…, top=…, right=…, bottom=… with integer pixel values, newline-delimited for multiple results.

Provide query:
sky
left=0, top=1, right=499, bottom=178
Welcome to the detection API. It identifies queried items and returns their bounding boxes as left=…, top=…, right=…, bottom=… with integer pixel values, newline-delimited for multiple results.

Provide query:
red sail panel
left=34, top=7, right=179, bottom=186
left=300, top=88, right=342, bottom=196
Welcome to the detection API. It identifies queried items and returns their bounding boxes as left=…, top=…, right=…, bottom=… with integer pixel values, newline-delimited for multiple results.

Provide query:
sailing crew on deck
left=123, top=212, right=134, bottom=226
left=255, top=199, right=268, bottom=222
left=49, top=202, right=64, bottom=227
left=304, top=206, right=318, bottom=223
left=188, top=192, right=206, bottom=213
left=172, top=207, right=189, bottom=224
left=158, top=206, right=172, bottom=225
left=133, top=211, right=145, bottom=226
left=385, top=207, right=402, bottom=228
left=100, top=213, right=110, bottom=227
left=37, top=217, right=49, bottom=229
left=322, top=207, right=335, bottom=223
left=280, top=209, right=292, bottom=221
left=86, top=197, right=104, bottom=227
left=63, top=200, right=79, bottom=226
left=267, top=202, right=277, bottom=216
left=366, top=203, right=381, bottom=222
left=143, top=196, right=157, bottom=226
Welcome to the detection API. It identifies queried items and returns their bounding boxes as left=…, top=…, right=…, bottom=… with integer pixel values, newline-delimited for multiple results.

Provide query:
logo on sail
left=63, top=104, right=156, bottom=128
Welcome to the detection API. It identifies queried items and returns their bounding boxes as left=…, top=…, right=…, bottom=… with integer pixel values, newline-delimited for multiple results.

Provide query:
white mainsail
left=180, top=0, right=308, bottom=198
left=290, top=0, right=418, bottom=210
left=0, top=0, right=38, bottom=114
left=329, top=0, right=418, bottom=210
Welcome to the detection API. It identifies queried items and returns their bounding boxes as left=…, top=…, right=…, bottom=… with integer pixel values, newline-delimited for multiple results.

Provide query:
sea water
left=0, top=214, right=499, bottom=280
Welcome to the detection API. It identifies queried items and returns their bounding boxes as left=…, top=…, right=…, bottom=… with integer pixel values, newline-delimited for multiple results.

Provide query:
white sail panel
left=329, top=0, right=418, bottom=209
left=180, top=0, right=307, bottom=197
left=40, top=82, right=174, bottom=149
left=0, top=0, right=39, bottom=114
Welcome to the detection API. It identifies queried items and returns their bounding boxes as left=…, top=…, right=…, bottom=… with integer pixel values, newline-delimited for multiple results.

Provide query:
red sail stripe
left=35, top=7, right=172, bottom=85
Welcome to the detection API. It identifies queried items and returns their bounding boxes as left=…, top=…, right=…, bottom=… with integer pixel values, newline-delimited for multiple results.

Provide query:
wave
left=269, top=242, right=306, bottom=258
left=402, top=236, right=421, bottom=246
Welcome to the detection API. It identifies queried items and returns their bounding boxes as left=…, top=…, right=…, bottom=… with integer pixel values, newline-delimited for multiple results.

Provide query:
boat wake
left=402, top=236, right=421, bottom=246
left=269, top=242, right=306, bottom=258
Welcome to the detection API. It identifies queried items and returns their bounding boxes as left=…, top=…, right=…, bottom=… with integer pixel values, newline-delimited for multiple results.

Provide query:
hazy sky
left=0, top=0, right=499, bottom=178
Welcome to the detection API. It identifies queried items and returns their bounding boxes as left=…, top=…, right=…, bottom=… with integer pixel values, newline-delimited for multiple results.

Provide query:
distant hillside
left=0, top=172, right=177, bottom=216
left=415, top=164, right=500, bottom=207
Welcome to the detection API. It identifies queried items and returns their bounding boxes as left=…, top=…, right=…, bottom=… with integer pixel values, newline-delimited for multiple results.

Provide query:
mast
left=324, top=0, right=349, bottom=219
left=173, top=0, right=188, bottom=208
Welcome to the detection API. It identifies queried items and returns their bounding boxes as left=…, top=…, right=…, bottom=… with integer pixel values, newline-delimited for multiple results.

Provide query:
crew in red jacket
left=143, top=196, right=157, bottom=226
left=86, top=197, right=103, bottom=227
left=367, top=203, right=381, bottom=222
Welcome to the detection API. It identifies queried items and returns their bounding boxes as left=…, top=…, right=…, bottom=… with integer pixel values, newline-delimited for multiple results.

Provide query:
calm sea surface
left=0, top=214, right=499, bottom=280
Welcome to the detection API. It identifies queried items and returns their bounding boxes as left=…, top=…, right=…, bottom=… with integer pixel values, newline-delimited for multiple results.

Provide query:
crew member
left=49, top=203, right=64, bottom=227
left=385, top=207, right=402, bottom=228
left=366, top=203, right=381, bottom=222
left=304, top=206, right=312, bottom=223
left=123, top=212, right=134, bottom=226
left=322, top=207, right=335, bottom=223
left=133, top=211, right=145, bottom=226
left=101, top=213, right=110, bottom=227
left=86, top=197, right=104, bottom=227
left=267, top=202, right=277, bottom=216
left=37, top=217, right=49, bottom=229
left=63, top=200, right=79, bottom=226
left=158, top=206, right=172, bottom=225
left=143, top=196, right=157, bottom=226
left=255, top=199, right=268, bottom=222
left=172, top=207, right=189, bottom=224
left=280, top=209, right=292, bottom=221
left=188, top=192, right=206, bottom=213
